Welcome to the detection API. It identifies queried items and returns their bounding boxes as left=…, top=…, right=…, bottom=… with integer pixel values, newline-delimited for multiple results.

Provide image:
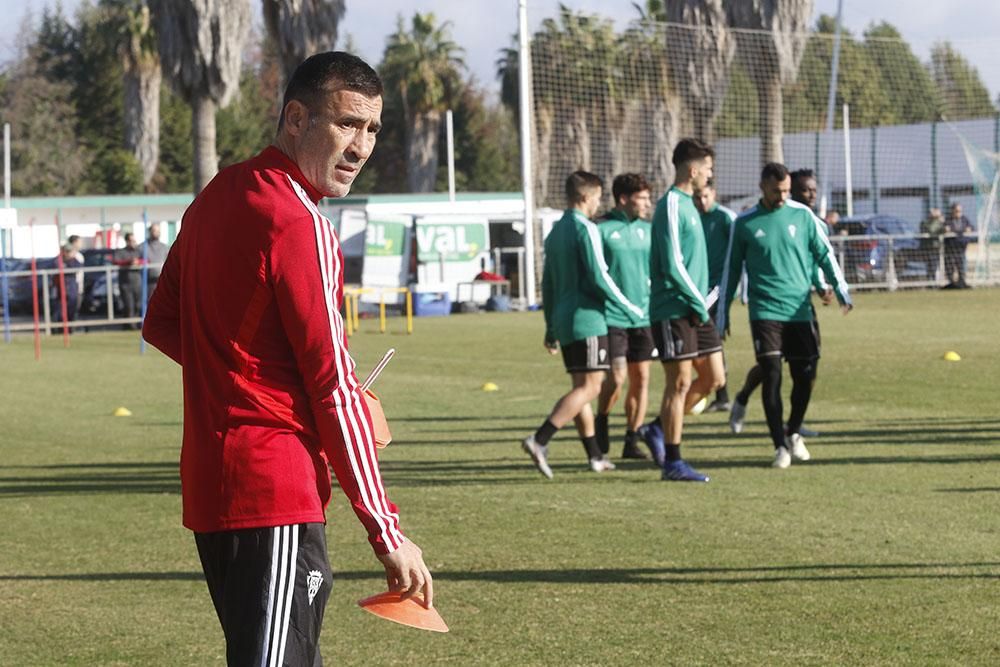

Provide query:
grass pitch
left=1, top=288, right=999, bottom=666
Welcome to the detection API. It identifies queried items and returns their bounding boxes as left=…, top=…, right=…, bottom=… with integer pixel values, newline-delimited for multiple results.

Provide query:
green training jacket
left=542, top=209, right=644, bottom=346
left=649, top=187, right=710, bottom=324
left=717, top=199, right=851, bottom=331
left=598, top=208, right=651, bottom=329
left=700, top=202, right=736, bottom=290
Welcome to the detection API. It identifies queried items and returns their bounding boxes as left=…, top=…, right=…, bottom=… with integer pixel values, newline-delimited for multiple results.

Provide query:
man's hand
left=820, top=288, right=834, bottom=306
left=544, top=338, right=559, bottom=355
left=377, top=539, right=434, bottom=608
left=841, top=302, right=853, bottom=316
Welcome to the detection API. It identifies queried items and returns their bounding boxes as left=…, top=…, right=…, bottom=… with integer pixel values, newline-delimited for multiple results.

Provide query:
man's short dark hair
left=279, top=51, right=383, bottom=128
left=612, top=173, right=651, bottom=201
left=791, top=168, right=816, bottom=185
left=672, top=138, right=714, bottom=169
left=761, top=162, right=790, bottom=182
left=68, top=235, right=80, bottom=244
left=565, top=170, right=603, bottom=203
left=124, top=233, right=134, bottom=242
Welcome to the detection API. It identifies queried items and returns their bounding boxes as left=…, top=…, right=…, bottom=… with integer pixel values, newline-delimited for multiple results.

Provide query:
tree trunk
left=566, top=106, right=591, bottom=172
left=192, top=95, right=218, bottom=194
left=646, top=92, right=682, bottom=196
left=405, top=110, right=442, bottom=193
left=123, top=61, right=162, bottom=189
left=757, top=74, right=785, bottom=165
left=533, top=104, right=553, bottom=207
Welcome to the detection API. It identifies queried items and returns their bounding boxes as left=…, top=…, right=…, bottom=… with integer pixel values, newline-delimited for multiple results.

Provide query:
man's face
left=125, top=236, right=136, bottom=249
left=689, top=156, right=714, bottom=191
left=580, top=187, right=602, bottom=219
left=761, top=176, right=791, bottom=210
left=951, top=204, right=962, bottom=218
left=792, top=177, right=818, bottom=209
left=619, top=189, right=652, bottom=220
left=149, top=223, right=160, bottom=241
left=295, top=89, right=382, bottom=198
left=694, top=187, right=716, bottom=214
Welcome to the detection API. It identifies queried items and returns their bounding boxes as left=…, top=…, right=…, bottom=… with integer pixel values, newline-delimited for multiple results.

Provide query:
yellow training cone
left=943, top=351, right=961, bottom=362
left=481, top=382, right=499, bottom=392
left=113, top=406, right=133, bottom=417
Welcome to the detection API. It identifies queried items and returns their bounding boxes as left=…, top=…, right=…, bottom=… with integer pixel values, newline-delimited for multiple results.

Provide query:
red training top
left=143, top=146, right=404, bottom=554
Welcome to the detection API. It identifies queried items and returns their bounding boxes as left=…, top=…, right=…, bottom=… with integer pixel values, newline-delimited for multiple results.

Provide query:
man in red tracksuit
left=143, top=52, right=432, bottom=666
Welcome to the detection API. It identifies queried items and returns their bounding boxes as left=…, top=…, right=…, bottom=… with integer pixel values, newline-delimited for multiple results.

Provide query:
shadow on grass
left=0, top=461, right=180, bottom=497
left=934, top=487, right=1000, bottom=493
left=5, top=561, right=998, bottom=585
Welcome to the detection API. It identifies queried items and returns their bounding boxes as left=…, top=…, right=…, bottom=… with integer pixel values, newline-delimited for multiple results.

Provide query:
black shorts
left=195, top=523, right=333, bottom=666
left=751, top=319, right=821, bottom=361
left=652, top=317, right=723, bottom=362
left=607, top=326, right=657, bottom=363
left=561, top=335, right=610, bottom=373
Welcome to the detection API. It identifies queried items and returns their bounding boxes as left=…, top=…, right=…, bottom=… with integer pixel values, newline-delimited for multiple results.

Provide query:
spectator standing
left=114, top=232, right=143, bottom=329
left=943, top=203, right=974, bottom=288
left=140, top=222, right=169, bottom=299
left=52, top=243, right=82, bottom=326
left=920, top=208, right=945, bottom=282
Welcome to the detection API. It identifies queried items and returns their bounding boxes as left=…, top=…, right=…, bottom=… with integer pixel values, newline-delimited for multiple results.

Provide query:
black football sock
left=534, top=420, right=558, bottom=447
left=759, top=357, right=785, bottom=449
left=737, top=364, right=765, bottom=405
left=624, top=430, right=639, bottom=449
left=665, top=444, right=682, bottom=462
left=595, top=413, right=610, bottom=455
left=581, top=435, right=602, bottom=460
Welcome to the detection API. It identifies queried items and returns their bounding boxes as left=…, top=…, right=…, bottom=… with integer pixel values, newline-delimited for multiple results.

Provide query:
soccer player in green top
left=646, top=138, right=725, bottom=483
left=521, top=171, right=646, bottom=479
left=717, top=163, right=852, bottom=469
left=594, top=173, right=656, bottom=462
left=694, top=180, right=737, bottom=414
left=729, top=168, right=824, bottom=438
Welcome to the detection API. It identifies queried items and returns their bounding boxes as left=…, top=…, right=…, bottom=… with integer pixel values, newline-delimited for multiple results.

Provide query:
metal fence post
left=886, top=237, right=898, bottom=291
left=41, top=272, right=52, bottom=336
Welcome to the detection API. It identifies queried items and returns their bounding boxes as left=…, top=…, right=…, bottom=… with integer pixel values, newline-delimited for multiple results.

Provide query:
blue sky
left=2, top=0, right=998, bottom=99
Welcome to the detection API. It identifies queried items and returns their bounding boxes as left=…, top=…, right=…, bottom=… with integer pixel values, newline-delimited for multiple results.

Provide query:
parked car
left=0, top=257, right=56, bottom=314
left=830, top=214, right=926, bottom=283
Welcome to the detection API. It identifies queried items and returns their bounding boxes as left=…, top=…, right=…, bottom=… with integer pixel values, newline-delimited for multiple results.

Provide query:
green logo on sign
left=416, top=224, right=486, bottom=262
left=365, top=221, right=407, bottom=256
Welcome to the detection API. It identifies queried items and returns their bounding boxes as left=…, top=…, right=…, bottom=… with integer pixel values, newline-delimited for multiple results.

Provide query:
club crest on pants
left=307, top=570, right=324, bottom=605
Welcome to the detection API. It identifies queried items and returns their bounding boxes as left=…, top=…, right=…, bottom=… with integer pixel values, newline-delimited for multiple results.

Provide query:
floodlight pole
left=819, top=0, right=844, bottom=219
left=843, top=104, right=853, bottom=217
left=3, top=122, right=9, bottom=209
left=446, top=109, right=456, bottom=203
left=1, top=123, right=10, bottom=343
left=518, top=0, right=537, bottom=306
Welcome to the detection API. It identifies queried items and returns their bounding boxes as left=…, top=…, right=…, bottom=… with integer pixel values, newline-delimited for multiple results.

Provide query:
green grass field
left=2, top=288, right=999, bottom=666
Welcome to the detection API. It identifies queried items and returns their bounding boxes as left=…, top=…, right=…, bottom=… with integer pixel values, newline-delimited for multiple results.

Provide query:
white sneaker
left=787, top=433, right=811, bottom=461
left=589, top=456, right=616, bottom=472
left=772, top=446, right=791, bottom=469
left=522, top=435, right=553, bottom=479
left=729, top=400, right=747, bottom=434
left=687, top=397, right=708, bottom=415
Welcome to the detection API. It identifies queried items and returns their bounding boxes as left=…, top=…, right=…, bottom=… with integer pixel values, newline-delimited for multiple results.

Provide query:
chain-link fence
left=526, top=10, right=1000, bottom=288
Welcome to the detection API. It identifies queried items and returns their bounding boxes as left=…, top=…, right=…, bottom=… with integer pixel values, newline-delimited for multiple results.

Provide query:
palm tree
left=726, top=0, right=813, bottom=165
left=262, top=0, right=345, bottom=85
left=380, top=13, right=465, bottom=193
left=149, top=0, right=251, bottom=193
left=625, top=5, right=683, bottom=193
left=661, top=0, right=734, bottom=144
left=118, top=0, right=161, bottom=189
